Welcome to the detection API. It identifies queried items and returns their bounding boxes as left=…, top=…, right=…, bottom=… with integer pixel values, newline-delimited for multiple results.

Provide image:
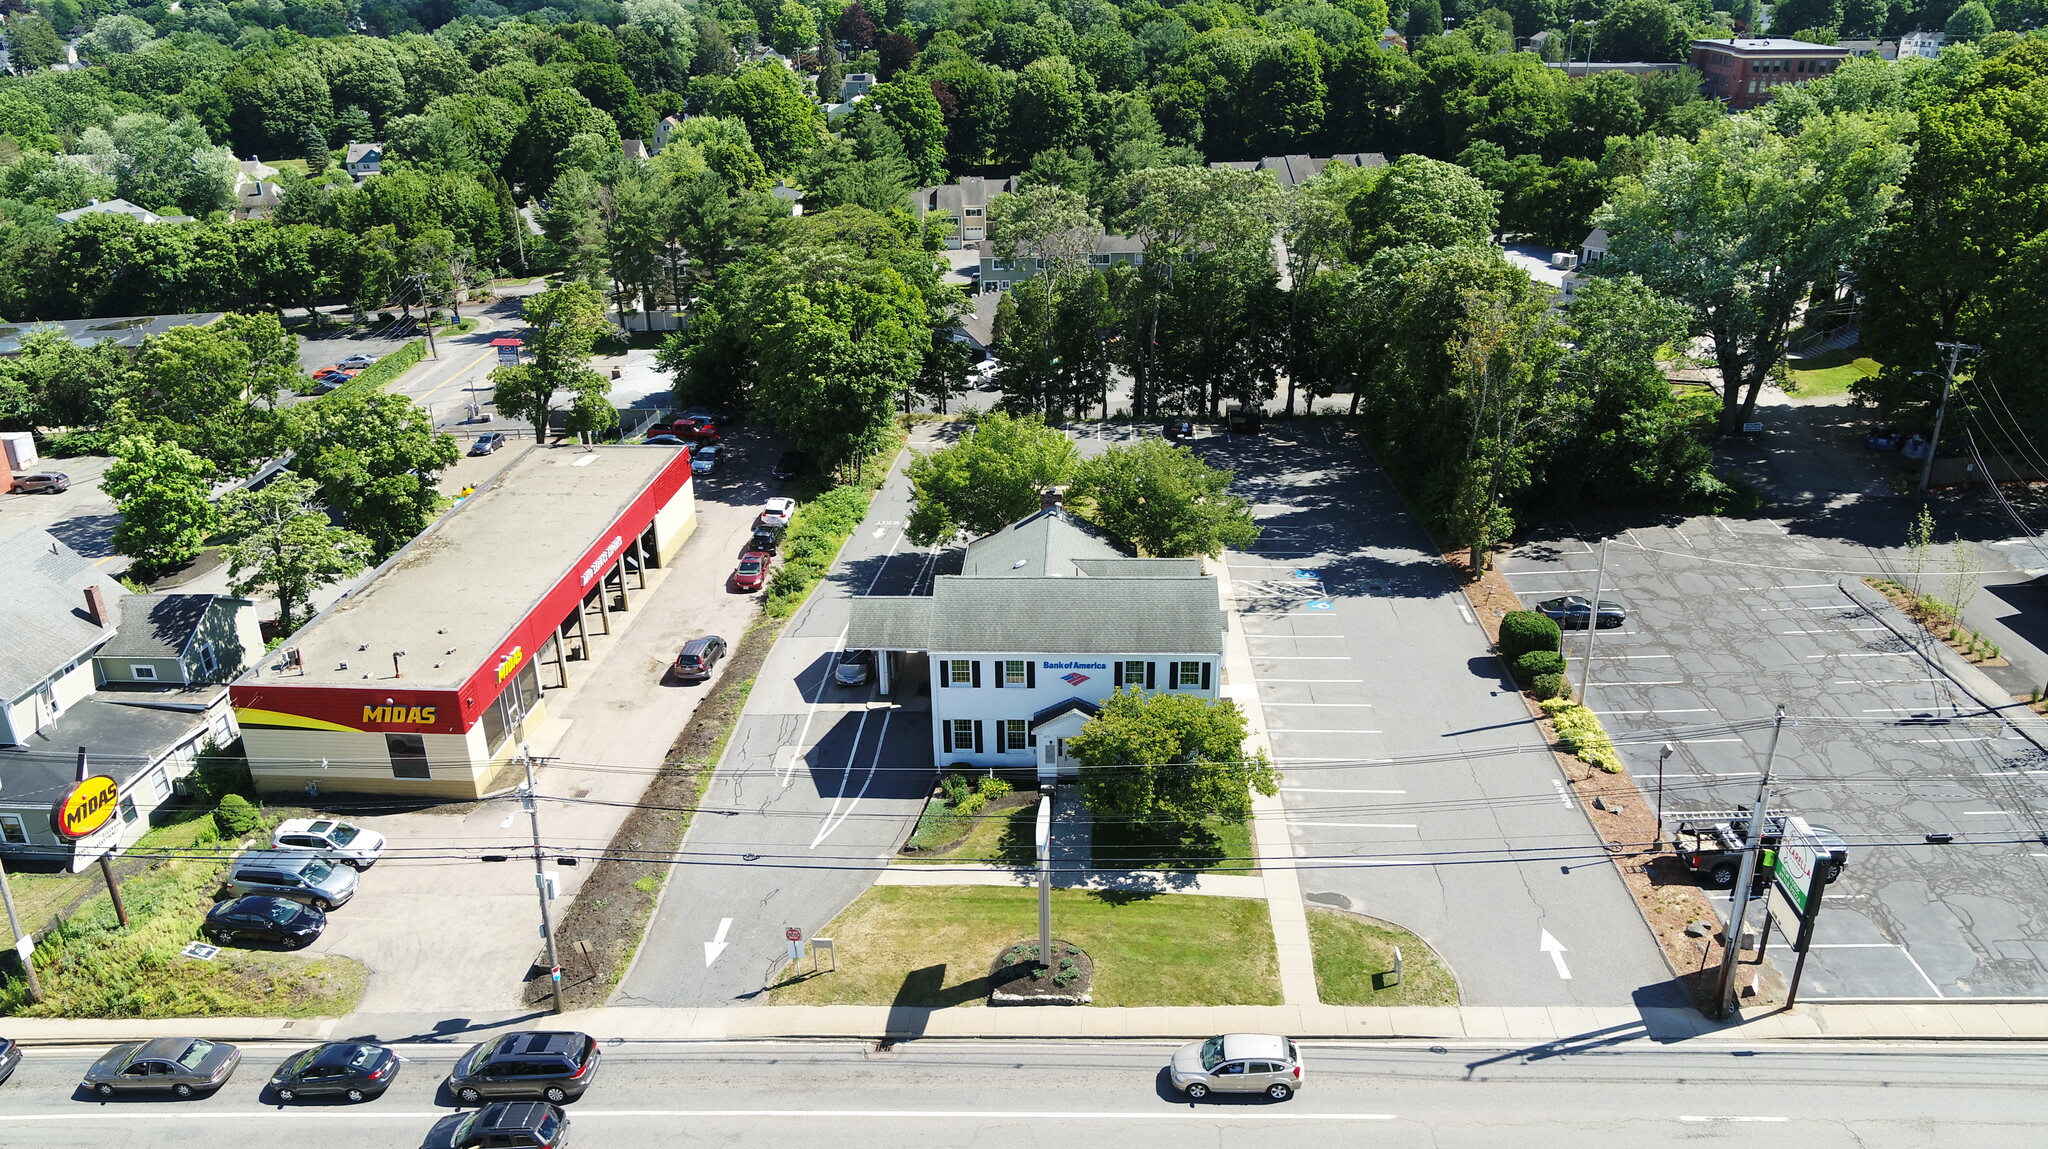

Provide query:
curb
left=1838, top=578, right=2048, bottom=757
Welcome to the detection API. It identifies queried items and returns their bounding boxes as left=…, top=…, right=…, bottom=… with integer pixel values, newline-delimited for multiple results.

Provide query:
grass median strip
left=768, top=885, right=1282, bottom=1007
left=1306, top=907, right=1459, bottom=1006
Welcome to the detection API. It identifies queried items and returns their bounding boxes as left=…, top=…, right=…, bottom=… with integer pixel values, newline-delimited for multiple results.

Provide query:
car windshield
left=278, top=1049, right=314, bottom=1078
left=1199, top=1037, right=1226, bottom=1071
left=177, top=1040, right=216, bottom=1070
left=264, top=900, right=302, bottom=924
left=740, top=559, right=762, bottom=573
left=453, top=1112, right=480, bottom=1143
left=327, top=824, right=360, bottom=846
left=300, top=859, right=335, bottom=883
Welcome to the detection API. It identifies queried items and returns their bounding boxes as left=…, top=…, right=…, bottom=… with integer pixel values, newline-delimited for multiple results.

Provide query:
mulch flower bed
left=988, top=939, right=1093, bottom=1006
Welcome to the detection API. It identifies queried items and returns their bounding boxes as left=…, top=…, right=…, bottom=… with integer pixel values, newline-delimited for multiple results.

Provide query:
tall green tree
left=104, top=436, right=221, bottom=572
left=218, top=474, right=372, bottom=632
left=1072, top=437, right=1260, bottom=558
left=905, top=412, right=1081, bottom=544
left=121, top=323, right=283, bottom=476
left=711, top=62, right=825, bottom=175
left=290, top=390, right=460, bottom=559
left=1071, top=688, right=1278, bottom=827
left=492, top=282, right=614, bottom=449
left=1596, top=111, right=1909, bottom=431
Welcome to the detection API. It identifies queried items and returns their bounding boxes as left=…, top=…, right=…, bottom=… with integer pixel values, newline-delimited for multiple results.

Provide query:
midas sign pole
left=53, top=750, right=128, bottom=928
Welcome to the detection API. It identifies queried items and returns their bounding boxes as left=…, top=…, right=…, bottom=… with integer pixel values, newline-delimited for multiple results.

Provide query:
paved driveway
left=1501, top=518, right=2048, bottom=1000
left=615, top=435, right=942, bottom=1007
left=1184, top=421, right=1676, bottom=1007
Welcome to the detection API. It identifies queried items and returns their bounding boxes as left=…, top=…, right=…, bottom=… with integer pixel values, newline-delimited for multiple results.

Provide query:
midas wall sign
left=52, top=775, right=120, bottom=841
left=363, top=704, right=438, bottom=725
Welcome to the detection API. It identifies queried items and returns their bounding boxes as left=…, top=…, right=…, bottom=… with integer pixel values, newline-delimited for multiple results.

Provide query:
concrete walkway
left=1216, top=556, right=1323, bottom=1006
left=15, top=1001, right=2048, bottom=1047
left=874, top=864, right=1267, bottom=898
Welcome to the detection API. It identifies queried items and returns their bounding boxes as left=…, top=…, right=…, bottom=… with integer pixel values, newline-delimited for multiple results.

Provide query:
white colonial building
left=847, top=507, right=1226, bottom=780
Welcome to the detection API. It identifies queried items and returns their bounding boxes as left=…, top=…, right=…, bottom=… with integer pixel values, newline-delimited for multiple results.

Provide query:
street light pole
left=1713, top=706, right=1785, bottom=1019
left=1918, top=341, right=1978, bottom=493
left=1575, top=538, right=1608, bottom=700
left=522, top=746, right=566, bottom=1015
left=1655, top=742, right=1673, bottom=846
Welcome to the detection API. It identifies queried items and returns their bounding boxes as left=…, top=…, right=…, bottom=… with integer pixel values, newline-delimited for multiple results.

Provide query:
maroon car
left=730, top=550, right=771, bottom=592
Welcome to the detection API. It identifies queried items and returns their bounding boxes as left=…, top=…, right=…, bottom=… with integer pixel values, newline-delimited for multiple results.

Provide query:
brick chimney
left=1040, top=488, right=1064, bottom=510
left=84, top=585, right=109, bottom=627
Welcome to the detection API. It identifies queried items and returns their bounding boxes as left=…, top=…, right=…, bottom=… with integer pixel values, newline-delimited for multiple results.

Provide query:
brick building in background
left=1691, top=38, right=1852, bottom=110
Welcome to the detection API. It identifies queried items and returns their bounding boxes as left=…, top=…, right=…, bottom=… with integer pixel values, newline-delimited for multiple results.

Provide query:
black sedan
left=203, top=895, right=326, bottom=949
left=1534, top=595, right=1628, bottom=629
left=270, top=1042, right=400, bottom=1103
left=0, top=1037, right=19, bottom=1086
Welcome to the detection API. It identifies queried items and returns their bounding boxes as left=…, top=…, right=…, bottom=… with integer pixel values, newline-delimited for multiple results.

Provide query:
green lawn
left=1090, top=815, right=1256, bottom=872
left=0, top=809, right=367, bottom=1019
left=899, top=795, right=1036, bottom=864
left=1786, top=350, right=1882, bottom=399
left=768, top=885, right=1281, bottom=1007
left=1306, top=907, right=1460, bottom=1006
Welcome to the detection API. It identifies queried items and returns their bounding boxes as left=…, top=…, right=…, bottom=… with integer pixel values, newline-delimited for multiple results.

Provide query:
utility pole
left=1713, top=706, right=1786, bottom=1019
left=411, top=275, right=440, bottom=361
left=1919, top=341, right=1978, bottom=492
left=1575, top=538, right=1608, bottom=700
left=0, top=847, right=42, bottom=1004
left=522, top=746, right=565, bottom=1015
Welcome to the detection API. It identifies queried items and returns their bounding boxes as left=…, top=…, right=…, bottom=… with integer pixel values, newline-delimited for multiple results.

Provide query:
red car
left=730, top=550, right=771, bottom=592
left=670, top=416, right=721, bottom=443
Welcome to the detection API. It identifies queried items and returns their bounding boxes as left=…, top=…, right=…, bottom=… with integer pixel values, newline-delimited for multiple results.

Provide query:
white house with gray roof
left=847, top=507, right=1225, bottom=780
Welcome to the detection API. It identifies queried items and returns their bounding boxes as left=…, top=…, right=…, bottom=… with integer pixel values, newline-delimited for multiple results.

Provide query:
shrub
left=44, top=428, right=117, bottom=457
left=186, top=742, right=252, bottom=805
left=1540, top=698, right=1622, bottom=773
left=213, top=794, right=263, bottom=837
left=939, top=773, right=973, bottom=804
left=1500, top=610, right=1561, bottom=662
left=1514, top=649, right=1566, bottom=684
left=978, top=775, right=1011, bottom=800
left=1528, top=672, right=1568, bottom=701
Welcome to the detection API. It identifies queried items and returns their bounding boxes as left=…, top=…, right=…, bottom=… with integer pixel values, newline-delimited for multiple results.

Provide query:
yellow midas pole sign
left=52, top=775, right=120, bottom=840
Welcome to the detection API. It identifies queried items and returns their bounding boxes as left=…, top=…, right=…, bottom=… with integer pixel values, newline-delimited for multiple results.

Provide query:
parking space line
left=1502, top=569, right=1603, bottom=577
left=1288, top=821, right=1417, bottom=829
left=1255, top=656, right=1354, bottom=661
left=1276, top=757, right=1392, bottom=763
left=1284, top=787, right=1407, bottom=794
left=1263, top=702, right=1376, bottom=708
left=1618, top=737, right=1742, bottom=745
left=1270, top=728, right=1383, bottom=734
left=1593, top=708, right=1714, bottom=715
left=1597, top=680, right=1685, bottom=686
left=1260, top=678, right=1366, bottom=683
left=1779, top=627, right=1889, bottom=634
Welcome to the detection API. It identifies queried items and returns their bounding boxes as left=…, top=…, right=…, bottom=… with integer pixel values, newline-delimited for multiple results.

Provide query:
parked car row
left=200, top=819, right=388, bottom=952
left=3, top=1031, right=589, bottom=1146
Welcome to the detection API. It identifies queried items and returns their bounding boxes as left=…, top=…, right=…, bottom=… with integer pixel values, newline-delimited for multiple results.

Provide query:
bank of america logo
left=1061, top=672, right=1090, bottom=686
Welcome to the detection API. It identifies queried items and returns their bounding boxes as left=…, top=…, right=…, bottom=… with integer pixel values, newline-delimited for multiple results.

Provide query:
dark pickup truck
left=1668, top=810, right=1849, bottom=888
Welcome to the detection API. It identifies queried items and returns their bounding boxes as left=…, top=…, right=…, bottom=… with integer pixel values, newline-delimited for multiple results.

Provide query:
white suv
left=272, top=818, right=387, bottom=869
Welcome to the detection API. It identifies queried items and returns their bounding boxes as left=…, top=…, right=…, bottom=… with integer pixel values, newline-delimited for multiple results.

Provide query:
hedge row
left=763, top=432, right=905, bottom=618
left=327, top=338, right=426, bottom=399
left=1541, top=697, right=1622, bottom=774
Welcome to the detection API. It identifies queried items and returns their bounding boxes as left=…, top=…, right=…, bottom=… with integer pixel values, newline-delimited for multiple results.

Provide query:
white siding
left=928, top=650, right=1220, bottom=771
left=51, top=660, right=97, bottom=711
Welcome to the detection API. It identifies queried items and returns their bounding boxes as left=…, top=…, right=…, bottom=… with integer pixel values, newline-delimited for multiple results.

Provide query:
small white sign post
left=1035, top=793, right=1053, bottom=974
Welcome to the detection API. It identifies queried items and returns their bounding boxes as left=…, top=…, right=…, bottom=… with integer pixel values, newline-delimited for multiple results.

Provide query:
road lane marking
left=1269, top=729, right=1383, bottom=734
left=1680, top=1116, right=1788, bottom=1123
left=703, top=918, right=732, bottom=966
left=0, top=1109, right=1400, bottom=1124
left=1259, top=679, right=1366, bottom=683
left=1284, top=788, right=1407, bottom=794
left=1779, top=627, right=1888, bottom=634
left=1539, top=930, right=1571, bottom=979
left=810, top=705, right=894, bottom=848
left=1592, top=709, right=1713, bottom=715
left=1262, top=702, right=1376, bottom=708
left=1287, top=821, right=1416, bottom=829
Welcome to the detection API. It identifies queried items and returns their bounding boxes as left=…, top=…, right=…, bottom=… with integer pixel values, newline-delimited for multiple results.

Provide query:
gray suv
left=222, top=850, right=358, bottom=910
left=447, top=1031, right=600, bottom=1104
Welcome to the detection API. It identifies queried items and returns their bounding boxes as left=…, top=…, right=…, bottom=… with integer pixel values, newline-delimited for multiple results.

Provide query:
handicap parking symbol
left=1305, top=600, right=1333, bottom=610
left=1292, top=569, right=1321, bottom=580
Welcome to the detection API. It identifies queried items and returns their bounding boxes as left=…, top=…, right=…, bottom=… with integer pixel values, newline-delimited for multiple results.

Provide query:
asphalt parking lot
left=1502, top=517, right=2048, bottom=1000
left=1180, top=420, right=1675, bottom=1007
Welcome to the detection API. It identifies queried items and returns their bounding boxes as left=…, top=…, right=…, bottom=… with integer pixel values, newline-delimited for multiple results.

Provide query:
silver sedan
left=81, top=1037, right=241, bottom=1099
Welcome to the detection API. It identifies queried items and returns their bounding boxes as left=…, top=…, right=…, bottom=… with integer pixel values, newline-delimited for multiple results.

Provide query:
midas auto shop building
left=230, top=446, right=695, bottom=799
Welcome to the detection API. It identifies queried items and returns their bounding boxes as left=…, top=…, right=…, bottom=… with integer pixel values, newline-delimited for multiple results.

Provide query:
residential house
left=653, top=115, right=684, bottom=154
left=1900, top=30, right=1947, bottom=58
left=1379, top=29, right=1408, bottom=51
left=1838, top=39, right=1900, bottom=60
left=911, top=175, right=1019, bottom=249
left=770, top=180, right=803, bottom=216
left=846, top=505, right=1226, bottom=781
left=0, top=545, right=252, bottom=865
left=1690, top=38, right=1851, bottom=109
left=1207, top=153, right=1388, bottom=189
left=620, top=138, right=650, bottom=162
left=977, top=233, right=1145, bottom=294
left=1579, top=228, right=1609, bottom=267
left=841, top=72, right=877, bottom=99
left=1545, top=60, right=1684, bottom=75
left=344, top=141, right=384, bottom=179
left=54, top=198, right=194, bottom=225
left=233, top=156, right=282, bottom=221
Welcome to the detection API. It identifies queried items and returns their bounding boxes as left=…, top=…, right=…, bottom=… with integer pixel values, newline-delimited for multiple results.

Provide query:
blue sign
left=1305, top=600, right=1333, bottom=610
left=1292, top=569, right=1321, bottom=580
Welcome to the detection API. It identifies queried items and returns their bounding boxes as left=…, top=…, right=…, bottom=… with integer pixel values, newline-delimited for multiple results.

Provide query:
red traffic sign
left=785, top=927, right=802, bottom=942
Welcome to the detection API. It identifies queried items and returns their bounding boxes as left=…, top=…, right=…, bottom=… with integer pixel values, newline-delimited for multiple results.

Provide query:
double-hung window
left=1003, top=720, right=1029, bottom=751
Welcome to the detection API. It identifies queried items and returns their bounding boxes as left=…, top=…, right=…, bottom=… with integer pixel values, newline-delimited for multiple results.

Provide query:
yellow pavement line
left=414, top=344, right=499, bottom=406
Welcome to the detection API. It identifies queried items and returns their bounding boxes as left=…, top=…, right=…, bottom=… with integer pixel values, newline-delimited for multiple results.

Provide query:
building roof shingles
left=0, top=534, right=125, bottom=701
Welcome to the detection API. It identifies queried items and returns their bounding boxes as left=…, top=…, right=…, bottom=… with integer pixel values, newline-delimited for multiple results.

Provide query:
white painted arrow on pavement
left=704, top=918, right=733, bottom=966
left=1540, top=930, right=1572, bottom=980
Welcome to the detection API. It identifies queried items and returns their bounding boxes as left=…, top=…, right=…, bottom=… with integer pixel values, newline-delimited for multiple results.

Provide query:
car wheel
left=277, top=1088, right=296, bottom=1102
left=1709, top=863, right=1737, bottom=887
left=1823, top=862, right=1843, bottom=883
left=1266, top=1083, right=1294, bottom=1101
left=281, top=934, right=307, bottom=950
left=95, top=1083, right=115, bottom=1098
left=457, top=1086, right=482, bottom=1103
left=173, top=1084, right=194, bottom=1098
left=544, top=1086, right=568, bottom=1102
left=345, top=1088, right=365, bottom=1102
left=1184, top=1082, right=1210, bottom=1100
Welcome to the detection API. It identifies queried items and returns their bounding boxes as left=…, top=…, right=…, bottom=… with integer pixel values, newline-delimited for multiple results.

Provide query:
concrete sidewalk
left=12, top=1001, right=2048, bottom=1047
left=874, top=864, right=1267, bottom=898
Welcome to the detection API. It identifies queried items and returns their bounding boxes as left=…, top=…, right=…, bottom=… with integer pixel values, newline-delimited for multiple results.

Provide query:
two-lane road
left=0, top=1038, right=2038, bottom=1148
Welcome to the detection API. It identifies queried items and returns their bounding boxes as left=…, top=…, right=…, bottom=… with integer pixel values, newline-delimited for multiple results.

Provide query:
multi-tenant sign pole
left=1714, top=707, right=1786, bottom=1019
left=0, top=766, right=41, bottom=1002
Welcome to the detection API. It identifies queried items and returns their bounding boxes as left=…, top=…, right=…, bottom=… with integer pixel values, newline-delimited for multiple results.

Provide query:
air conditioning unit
left=1550, top=252, right=1580, bottom=270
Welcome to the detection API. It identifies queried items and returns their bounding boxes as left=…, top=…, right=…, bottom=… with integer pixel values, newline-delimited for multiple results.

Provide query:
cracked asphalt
left=1502, top=514, right=2048, bottom=1000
